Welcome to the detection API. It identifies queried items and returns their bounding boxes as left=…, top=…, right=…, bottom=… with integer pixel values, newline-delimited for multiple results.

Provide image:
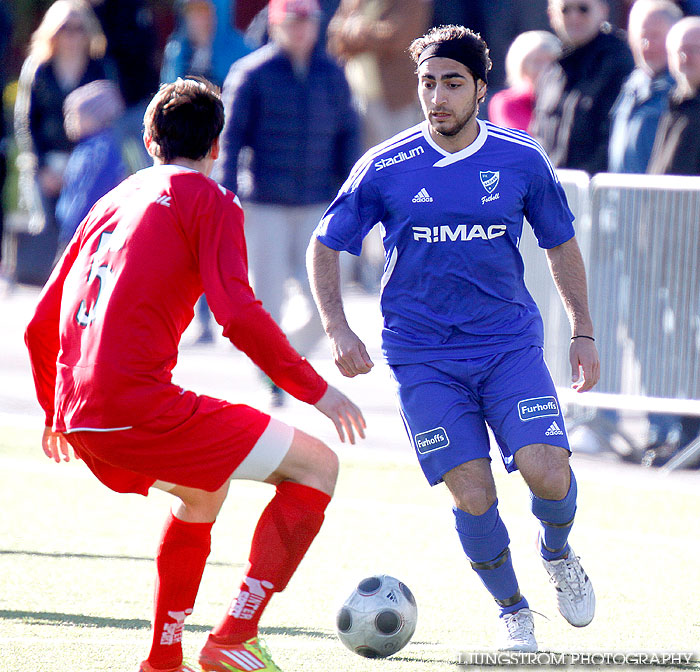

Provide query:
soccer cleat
left=199, top=636, right=283, bottom=671
left=500, top=608, right=537, bottom=652
left=542, top=547, right=595, bottom=627
left=137, top=661, right=199, bottom=672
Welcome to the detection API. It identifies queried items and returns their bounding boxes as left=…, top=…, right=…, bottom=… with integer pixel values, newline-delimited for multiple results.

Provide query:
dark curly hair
left=408, top=25, right=492, bottom=81
left=143, top=77, right=224, bottom=162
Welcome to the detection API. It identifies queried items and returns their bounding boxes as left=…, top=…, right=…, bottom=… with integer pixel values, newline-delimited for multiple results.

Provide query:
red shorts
left=65, top=390, right=283, bottom=496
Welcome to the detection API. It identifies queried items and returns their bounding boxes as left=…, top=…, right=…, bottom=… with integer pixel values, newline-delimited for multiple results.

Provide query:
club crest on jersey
left=480, top=171, right=500, bottom=193
left=414, top=427, right=450, bottom=454
left=480, top=171, right=501, bottom=205
left=517, top=396, right=560, bottom=422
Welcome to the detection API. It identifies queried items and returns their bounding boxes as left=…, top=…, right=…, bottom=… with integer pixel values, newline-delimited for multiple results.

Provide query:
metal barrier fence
left=521, top=171, right=700, bottom=417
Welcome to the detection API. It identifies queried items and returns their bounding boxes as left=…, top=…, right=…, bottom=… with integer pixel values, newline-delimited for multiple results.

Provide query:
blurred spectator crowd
left=3, top=0, right=700, bottom=279
left=1, top=0, right=699, bottom=439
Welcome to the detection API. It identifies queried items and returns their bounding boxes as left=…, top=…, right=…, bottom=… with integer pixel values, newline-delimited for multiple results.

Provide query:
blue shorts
left=391, top=346, right=570, bottom=486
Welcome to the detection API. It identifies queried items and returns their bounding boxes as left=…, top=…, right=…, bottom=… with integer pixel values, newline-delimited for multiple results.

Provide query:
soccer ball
left=336, top=574, right=418, bottom=658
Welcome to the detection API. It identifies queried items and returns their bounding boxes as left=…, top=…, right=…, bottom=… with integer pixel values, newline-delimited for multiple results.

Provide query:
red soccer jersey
left=25, top=164, right=327, bottom=431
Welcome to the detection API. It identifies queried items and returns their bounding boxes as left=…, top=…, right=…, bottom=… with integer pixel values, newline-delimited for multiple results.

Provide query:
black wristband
left=571, top=335, right=595, bottom=342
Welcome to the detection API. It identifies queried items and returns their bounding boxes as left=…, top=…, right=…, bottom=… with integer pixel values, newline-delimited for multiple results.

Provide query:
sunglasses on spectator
left=561, top=4, right=592, bottom=14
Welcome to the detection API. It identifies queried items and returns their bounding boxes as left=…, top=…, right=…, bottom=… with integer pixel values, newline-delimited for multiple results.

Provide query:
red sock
left=148, top=512, right=213, bottom=669
left=210, top=481, right=330, bottom=644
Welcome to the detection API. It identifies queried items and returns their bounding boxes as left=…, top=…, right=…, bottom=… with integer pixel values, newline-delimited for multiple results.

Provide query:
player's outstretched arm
left=41, top=426, right=79, bottom=463
left=314, top=385, right=367, bottom=445
left=307, top=238, right=374, bottom=378
left=545, top=236, right=600, bottom=392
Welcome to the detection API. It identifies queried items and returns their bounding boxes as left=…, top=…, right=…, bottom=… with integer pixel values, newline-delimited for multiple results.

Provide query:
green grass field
left=2, top=424, right=700, bottom=672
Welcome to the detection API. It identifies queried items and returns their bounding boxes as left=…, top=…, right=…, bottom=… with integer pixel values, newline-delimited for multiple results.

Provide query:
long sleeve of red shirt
left=25, top=236, right=82, bottom=427
left=196, top=182, right=327, bottom=404
left=24, top=166, right=327, bottom=432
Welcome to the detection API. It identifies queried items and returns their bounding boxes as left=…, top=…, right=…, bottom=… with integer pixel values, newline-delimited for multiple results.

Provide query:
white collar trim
left=422, top=118, right=488, bottom=167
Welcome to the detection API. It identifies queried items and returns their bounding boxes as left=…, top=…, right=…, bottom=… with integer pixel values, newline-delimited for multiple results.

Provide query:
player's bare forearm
left=546, top=237, right=600, bottom=391
left=546, top=237, right=594, bottom=337
left=307, top=238, right=348, bottom=336
left=306, top=238, right=374, bottom=377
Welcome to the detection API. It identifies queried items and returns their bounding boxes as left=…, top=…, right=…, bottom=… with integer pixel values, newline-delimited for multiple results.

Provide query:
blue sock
left=453, top=501, right=528, bottom=616
left=531, top=469, right=578, bottom=561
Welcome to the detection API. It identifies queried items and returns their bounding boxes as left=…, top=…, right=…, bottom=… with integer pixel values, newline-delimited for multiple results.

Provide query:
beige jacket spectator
left=327, top=0, right=432, bottom=147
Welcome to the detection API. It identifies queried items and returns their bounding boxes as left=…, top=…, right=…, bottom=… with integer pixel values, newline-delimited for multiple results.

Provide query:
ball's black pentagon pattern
left=399, top=581, right=416, bottom=606
left=375, top=609, right=401, bottom=635
left=336, top=575, right=417, bottom=659
left=357, top=576, right=382, bottom=594
left=336, top=607, right=352, bottom=633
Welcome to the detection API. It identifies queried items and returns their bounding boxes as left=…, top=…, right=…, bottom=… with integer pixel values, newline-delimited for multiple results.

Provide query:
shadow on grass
left=0, top=610, right=337, bottom=640
left=259, top=626, right=337, bottom=639
left=0, top=610, right=158, bottom=631
left=391, top=653, right=460, bottom=665
left=0, top=549, right=242, bottom=568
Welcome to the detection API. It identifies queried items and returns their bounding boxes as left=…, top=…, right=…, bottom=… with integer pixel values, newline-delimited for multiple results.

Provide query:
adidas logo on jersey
left=412, top=188, right=433, bottom=203
left=545, top=421, right=564, bottom=436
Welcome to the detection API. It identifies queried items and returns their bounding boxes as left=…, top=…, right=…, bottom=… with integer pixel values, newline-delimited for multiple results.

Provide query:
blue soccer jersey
left=315, top=119, right=575, bottom=364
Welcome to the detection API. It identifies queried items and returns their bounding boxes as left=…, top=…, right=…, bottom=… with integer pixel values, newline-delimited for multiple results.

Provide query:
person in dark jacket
left=531, top=0, right=634, bottom=174
left=608, top=0, right=681, bottom=173
left=645, top=16, right=700, bottom=458
left=89, top=0, right=161, bottom=172
left=605, top=0, right=683, bottom=462
left=216, top=0, right=360, bottom=404
left=648, top=16, right=700, bottom=174
left=14, top=0, right=108, bottom=284
left=89, top=0, right=159, bottom=111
